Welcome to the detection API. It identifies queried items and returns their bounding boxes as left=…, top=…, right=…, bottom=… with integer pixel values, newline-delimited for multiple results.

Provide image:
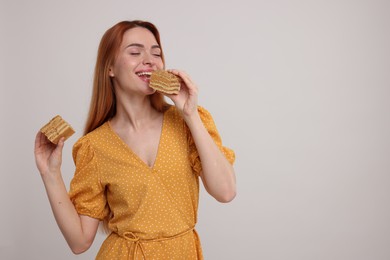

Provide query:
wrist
left=184, top=116, right=210, bottom=143
left=41, top=169, right=63, bottom=184
left=183, top=110, right=202, bottom=128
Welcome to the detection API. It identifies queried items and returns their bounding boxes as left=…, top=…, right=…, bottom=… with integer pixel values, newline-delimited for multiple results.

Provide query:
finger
left=34, top=131, right=43, bottom=156
left=168, top=69, right=198, bottom=93
left=57, top=137, right=65, bottom=150
left=168, top=69, right=193, bottom=84
left=35, top=131, right=46, bottom=149
left=35, top=131, right=42, bottom=148
left=53, top=137, right=65, bottom=157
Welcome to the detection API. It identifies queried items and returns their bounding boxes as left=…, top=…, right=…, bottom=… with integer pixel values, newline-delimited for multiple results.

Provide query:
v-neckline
left=106, top=111, right=167, bottom=170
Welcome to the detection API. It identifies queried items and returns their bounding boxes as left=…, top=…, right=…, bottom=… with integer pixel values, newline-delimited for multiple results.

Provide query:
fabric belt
left=121, top=227, right=195, bottom=259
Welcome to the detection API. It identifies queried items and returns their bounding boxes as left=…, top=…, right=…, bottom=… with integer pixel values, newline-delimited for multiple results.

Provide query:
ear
left=108, top=67, right=115, bottom=77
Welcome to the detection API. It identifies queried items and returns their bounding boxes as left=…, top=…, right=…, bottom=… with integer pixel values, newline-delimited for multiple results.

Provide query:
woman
left=34, top=20, right=236, bottom=259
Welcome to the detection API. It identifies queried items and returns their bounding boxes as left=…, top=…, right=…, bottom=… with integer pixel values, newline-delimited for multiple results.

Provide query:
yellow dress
left=69, top=106, right=235, bottom=259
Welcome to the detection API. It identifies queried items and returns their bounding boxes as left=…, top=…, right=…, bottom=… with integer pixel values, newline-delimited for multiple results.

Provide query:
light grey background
left=1, top=0, right=390, bottom=259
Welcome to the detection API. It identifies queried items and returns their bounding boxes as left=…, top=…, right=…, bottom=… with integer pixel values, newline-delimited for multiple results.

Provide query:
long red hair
left=84, top=20, right=169, bottom=135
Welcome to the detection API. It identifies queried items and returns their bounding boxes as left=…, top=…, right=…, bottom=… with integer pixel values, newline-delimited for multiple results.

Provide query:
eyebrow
left=125, top=43, right=161, bottom=49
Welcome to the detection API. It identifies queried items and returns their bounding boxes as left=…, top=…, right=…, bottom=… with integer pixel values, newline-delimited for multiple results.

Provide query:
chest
left=98, top=122, right=196, bottom=206
left=98, top=114, right=194, bottom=181
left=120, top=126, right=162, bottom=168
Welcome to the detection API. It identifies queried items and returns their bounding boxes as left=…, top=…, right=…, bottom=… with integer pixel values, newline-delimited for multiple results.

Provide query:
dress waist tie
left=122, top=227, right=195, bottom=260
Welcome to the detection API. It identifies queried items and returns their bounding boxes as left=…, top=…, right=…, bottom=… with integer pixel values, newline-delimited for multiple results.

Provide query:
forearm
left=185, top=113, right=236, bottom=202
left=42, top=172, right=94, bottom=254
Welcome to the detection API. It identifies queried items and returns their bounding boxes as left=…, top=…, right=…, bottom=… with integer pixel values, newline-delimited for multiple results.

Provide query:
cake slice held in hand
left=149, top=70, right=181, bottom=94
left=40, top=115, right=75, bottom=144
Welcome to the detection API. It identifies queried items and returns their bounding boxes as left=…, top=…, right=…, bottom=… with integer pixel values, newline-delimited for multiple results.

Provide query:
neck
left=111, top=94, right=160, bottom=130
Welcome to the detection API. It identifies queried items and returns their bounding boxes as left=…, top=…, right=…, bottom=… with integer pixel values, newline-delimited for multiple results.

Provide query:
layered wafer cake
left=40, top=115, right=75, bottom=144
left=149, top=70, right=181, bottom=94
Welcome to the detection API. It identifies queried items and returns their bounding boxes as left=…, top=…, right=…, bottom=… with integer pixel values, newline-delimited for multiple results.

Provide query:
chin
left=145, top=87, right=157, bottom=95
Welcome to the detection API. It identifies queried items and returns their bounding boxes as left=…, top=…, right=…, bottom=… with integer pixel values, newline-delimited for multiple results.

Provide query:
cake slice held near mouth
left=149, top=70, right=181, bottom=94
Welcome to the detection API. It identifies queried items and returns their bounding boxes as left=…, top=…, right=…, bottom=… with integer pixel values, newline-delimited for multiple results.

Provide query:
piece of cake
left=40, top=115, right=75, bottom=144
left=149, top=70, right=181, bottom=94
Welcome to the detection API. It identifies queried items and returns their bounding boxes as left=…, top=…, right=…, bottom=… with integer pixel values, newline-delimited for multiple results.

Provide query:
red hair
left=84, top=20, right=169, bottom=135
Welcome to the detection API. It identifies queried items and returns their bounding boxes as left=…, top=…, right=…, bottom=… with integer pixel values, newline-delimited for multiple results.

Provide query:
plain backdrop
left=1, top=0, right=390, bottom=259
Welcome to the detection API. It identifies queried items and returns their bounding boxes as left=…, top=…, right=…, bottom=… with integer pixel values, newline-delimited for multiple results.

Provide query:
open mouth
left=136, top=71, right=152, bottom=79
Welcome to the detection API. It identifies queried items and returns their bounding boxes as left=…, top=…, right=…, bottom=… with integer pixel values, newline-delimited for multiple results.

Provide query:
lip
left=135, top=69, right=154, bottom=74
left=139, top=76, right=150, bottom=83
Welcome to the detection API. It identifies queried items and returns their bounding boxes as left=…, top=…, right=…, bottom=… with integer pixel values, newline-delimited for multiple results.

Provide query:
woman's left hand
left=166, top=69, right=198, bottom=118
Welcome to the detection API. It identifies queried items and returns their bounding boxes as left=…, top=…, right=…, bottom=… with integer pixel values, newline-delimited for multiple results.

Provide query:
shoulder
left=164, top=105, right=216, bottom=131
left=72, top=123, right=110, bottom=158
left=164, top=105, right=180, bottom=118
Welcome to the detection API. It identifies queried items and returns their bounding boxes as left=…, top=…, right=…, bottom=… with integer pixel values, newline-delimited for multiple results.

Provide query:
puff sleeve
left=68, top=136, right=109, bottom=220
left=188, top=106, right=236, bottom=176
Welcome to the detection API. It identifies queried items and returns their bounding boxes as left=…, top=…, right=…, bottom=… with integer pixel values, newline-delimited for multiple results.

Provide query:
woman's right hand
left=34, top=131, right=65, bottom=177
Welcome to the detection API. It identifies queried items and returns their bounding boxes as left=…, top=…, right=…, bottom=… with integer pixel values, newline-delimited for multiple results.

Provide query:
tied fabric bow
left=122, top=227, right=194, bottom=259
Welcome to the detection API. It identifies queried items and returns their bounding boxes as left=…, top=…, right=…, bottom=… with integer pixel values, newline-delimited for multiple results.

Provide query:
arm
left=185, top=113, right=236, bottom=202
left=34, top=132, right=99, bottom=254
left=167, top=70, right=236, bottom=203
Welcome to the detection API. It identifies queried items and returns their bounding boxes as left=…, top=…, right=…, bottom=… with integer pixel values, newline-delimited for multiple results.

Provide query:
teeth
left=136, top=71, right=152, bottom=76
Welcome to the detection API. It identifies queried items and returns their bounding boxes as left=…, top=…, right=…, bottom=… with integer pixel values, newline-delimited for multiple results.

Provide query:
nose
left=142, top=52, right=154, bottom=66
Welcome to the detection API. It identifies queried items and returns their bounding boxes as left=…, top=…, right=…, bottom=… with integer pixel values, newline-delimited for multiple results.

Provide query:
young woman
left=34, top=20, right=236, bottom=259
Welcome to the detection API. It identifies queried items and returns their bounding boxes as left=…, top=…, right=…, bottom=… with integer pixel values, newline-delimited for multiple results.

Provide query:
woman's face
left=109, top=27, right=164, bottom=95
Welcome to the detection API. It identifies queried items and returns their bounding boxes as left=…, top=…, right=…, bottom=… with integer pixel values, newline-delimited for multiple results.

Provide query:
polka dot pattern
left=68, top=106, right=235, bottom=259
